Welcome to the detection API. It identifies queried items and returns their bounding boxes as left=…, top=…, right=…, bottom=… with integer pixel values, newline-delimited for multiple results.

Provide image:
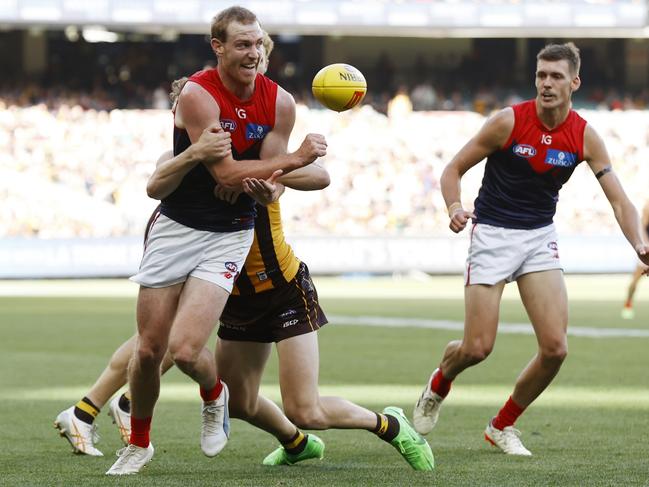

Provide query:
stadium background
left=2, top=0, right=649, bottom=277
left=1, top=1, right=649, bottom=486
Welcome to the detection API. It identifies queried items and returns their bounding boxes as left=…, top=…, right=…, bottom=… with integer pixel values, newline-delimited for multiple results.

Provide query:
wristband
left=447, top=202, right=463, bottom=217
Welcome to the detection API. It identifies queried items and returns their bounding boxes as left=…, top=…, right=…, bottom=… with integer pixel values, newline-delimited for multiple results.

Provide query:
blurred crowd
left=1, top=99, right=647, bottom=239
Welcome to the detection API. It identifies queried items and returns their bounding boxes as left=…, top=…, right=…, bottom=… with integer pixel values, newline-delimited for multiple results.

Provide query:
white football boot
left=200, top=382, right=230, bottom=457
left=412, top=370, right=445, bottom=435
left=105, top=443, right=155, bottom=475
left=484, top=422, right=532, bottom=456
left=54, top=406, right=103, bottom=456
left=108, top=395, right=131, bottom=446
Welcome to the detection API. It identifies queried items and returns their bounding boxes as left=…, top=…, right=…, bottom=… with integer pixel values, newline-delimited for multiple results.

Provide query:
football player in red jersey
left=413, top=42, right=649, bottom=456
left=105, top=6, right=327, bottom=476
left=59, top=28, right=433, bottom=473
left=621, top=200, right=649, bottom=319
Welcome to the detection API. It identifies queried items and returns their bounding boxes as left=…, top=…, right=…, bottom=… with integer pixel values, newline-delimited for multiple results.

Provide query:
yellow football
left=312, top=64, right=367, bottom=112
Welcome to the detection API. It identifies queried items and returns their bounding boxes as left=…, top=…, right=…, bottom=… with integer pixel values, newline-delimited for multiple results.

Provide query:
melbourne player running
left=413, top=42, right=649, bottom=456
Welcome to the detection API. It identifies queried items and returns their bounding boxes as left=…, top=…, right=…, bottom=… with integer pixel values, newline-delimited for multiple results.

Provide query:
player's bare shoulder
left=275, top=87, right=296, bottom=120
left=484, top=107, right=515, bottom=145
left=176, top=81, right=220, bottom=129
left=272, top=86, right=297, bottom=133
left=473, top=106, right=514, bottom=152
left=582, top=123, right=610, bottom=167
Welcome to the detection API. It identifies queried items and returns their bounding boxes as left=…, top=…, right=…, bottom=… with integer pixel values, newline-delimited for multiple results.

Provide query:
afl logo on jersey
left=513, top=144, right=537, bottom=158
left=220, top=119, right=237, bottom=132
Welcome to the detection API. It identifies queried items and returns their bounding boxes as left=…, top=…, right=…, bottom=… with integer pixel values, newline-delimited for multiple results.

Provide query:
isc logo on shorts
left=282, top=319, right=299, bottom=328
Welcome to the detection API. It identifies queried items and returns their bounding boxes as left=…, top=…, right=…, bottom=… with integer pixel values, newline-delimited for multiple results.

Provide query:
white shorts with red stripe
left=130, top=213, right=253, bottom=292
left=464, top=222, right=562, bottom=286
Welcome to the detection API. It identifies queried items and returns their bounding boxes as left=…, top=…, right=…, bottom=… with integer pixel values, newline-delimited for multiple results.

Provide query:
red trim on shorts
left=143, top=208, right=162, bottom=251
left=466, top=223, right=477, bottom=286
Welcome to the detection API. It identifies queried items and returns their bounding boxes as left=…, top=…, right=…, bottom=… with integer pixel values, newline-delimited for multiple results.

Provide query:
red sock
left=430, top=368, right=453, bottom=398
left=200, top=377, right=223, bottom=402
left=624, top=299, right=632, bottom=308
left=130, top=416, right=152, bottom=448
left=492, top=396, right=525, bottom=430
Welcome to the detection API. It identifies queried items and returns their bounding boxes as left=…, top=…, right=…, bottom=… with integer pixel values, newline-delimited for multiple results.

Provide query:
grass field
left=1, top=275, right=648, bottom=486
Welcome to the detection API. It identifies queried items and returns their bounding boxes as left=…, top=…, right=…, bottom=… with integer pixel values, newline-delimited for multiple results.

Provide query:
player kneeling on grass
left=413, top=42, right=649, bottom=456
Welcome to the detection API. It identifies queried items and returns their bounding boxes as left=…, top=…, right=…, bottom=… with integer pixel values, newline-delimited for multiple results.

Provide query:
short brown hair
left=211, top=6, right=257, bottom=42
left=537, top=42, right=581, bottom=76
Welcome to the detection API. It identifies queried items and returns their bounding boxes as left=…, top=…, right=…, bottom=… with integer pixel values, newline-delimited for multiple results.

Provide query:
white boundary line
left=328, top=314, right=649, bottom=338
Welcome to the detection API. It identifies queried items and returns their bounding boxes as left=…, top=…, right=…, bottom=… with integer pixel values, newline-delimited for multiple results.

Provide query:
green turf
left=0, top=276, right=648, bottom=486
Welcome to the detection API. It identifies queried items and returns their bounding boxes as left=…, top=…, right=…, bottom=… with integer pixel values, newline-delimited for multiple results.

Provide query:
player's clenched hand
left=635, top=243, right=649, bottom=273
left=449, top=208, right=476, bottom=233
left=213, top=183, right=241, bottom=204
left=294, top=134, right=327, bottom=166
left=195, top=124, right=231, bottom=163
left=243, top=170, right=285, bottom=206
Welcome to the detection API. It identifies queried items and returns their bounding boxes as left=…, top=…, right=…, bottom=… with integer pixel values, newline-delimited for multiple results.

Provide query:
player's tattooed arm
left=584, top=124, right=649, bottom=263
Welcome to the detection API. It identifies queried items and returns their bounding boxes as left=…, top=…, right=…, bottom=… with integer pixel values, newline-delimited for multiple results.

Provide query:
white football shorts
left=130, top=213, right=254, bottom=293
left=464, top=222, right=562, bottom=286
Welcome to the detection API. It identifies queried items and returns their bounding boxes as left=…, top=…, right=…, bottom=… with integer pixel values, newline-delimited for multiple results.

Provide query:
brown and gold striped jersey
left=233, top=200, right=300, bottom=296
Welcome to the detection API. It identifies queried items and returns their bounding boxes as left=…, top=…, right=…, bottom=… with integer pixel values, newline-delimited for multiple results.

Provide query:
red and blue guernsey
left=161, top=69, right=278, bottom=232
left=474, top=99, right=587, bottom=229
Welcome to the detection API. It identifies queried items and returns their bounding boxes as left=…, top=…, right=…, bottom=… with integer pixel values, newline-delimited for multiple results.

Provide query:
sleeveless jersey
left=233, top=199, right=300, bottom=296
left=474, top=99, right=587, bottom=229
left=160, top=69, right=278, bottom=232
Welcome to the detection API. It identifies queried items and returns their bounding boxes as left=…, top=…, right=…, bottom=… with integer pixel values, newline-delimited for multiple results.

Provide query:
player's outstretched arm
left=239, top=162, right=330, bottom=206
left=177, top=83, right=326, bottom=190
left=441, top=107, right=513, bottom=233
left=584, top=124, right=649, bottom=266
left=146, top=125, right=231, bottom=200
left=276, top=162, right=330, bottom=191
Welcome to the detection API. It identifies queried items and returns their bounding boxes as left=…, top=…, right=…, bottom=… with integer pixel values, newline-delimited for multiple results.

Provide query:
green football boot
left=383, top=406, right=435, bottom=471
left=262, top=434, right=325, bottom=466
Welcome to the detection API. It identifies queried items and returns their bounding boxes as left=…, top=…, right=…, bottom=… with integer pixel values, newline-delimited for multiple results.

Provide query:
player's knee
left=460, top=342, right=492, bottom=365
left=169, top=344, right=200, bottom=372
left=134, top=342, right=165, bottom=369
left=540, top=339, right=568, bottom=365
left=285, top=404, right=327, bottom=430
